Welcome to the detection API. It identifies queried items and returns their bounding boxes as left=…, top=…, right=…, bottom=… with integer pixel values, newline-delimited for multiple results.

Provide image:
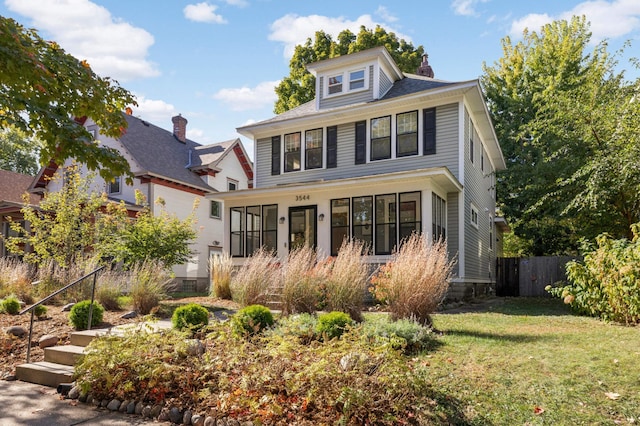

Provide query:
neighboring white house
left=212, top=46, right=508, bottom=299
left=30, top=113, right=254, bottom=292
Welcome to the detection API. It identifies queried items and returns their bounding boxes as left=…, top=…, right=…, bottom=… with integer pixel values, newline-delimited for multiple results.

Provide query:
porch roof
left=210, top=166, right=462, bottom=201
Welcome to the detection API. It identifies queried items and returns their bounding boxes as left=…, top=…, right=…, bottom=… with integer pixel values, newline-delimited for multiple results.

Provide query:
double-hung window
left=328, top=74, right=343, bottom=95
left=399, top=192, right=421, bottom=242
left=107, top=176, right=121, bottom=195
left=284, top=132, right=301, bottom=172
left=305, top=129, right=323, bottom=169
left=349, top=69, right=365, bottom=90
left=210, top=200, right=221, bottom=219
left=370, top=116, right=391, bottom=161
left=396, top=111, right=418, bottom=157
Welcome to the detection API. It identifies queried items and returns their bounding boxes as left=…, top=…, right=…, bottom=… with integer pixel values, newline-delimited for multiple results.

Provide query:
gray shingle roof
left=0, top=169, right=39, bottom=205
left=119, top=114, right=225, bottom=192
left=191, top=139, right=237, bottom=168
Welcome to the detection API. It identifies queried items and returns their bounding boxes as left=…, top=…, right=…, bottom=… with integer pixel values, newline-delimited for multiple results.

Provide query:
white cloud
left=221, top=0, right=248, bottom=7
left=213, top=80, right=280, bottom=111
left=183, top=2, right=227, bottom=24
left=375, top=6, right=398, bottom=23
left=510, top=0, right=640, bottom=41
left=5, top=0, right=159, bottom=81
left=131, top=95, right=177, bottom=127
left=451, top=0, right=488, bottom=17
left=269, top=13, right=412, bottom=58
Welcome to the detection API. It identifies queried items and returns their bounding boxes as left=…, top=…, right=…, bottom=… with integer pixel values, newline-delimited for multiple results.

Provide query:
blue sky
left=1, top=0, right=639, bottom=159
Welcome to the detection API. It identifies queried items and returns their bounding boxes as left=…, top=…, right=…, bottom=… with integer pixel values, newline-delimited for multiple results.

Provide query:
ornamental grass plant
left=129, top=260, right=173, bottom=314
left=281, top=245, right=323, bottom=316
left=230, top=247, right=280, bottom=307
left=209, top=251, right=233, bottom=300
left=372, top=233, right=455, bottom=326
left=0, top=257, right=33, bottom=304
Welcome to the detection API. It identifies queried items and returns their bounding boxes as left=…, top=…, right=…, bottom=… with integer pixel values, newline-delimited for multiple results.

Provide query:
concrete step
left=15, top=361, right=75, bottom=388
left=44, top=344, right=85, bottom=366
left=69, top=328, right=110, bottom=347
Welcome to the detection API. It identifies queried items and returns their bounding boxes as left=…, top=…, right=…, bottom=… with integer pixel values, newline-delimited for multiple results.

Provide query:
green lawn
left=426, top=298, right=639, bottom=425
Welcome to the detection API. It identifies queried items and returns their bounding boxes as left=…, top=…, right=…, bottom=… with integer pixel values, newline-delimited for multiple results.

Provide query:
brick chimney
left=416, top=54, right=434, bottom=78
left=172, top=114, right=188, bottom=143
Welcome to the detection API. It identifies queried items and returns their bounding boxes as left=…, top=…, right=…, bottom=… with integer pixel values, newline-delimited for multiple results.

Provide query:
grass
left=427, top=298, right=640, bottom=425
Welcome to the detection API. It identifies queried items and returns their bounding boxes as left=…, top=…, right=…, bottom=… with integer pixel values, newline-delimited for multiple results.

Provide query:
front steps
left=15, top=321, right=172, bottom=387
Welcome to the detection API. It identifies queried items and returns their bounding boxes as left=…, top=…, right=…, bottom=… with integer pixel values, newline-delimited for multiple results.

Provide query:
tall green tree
left=0, top=17, right=136, bottom=183
left=274, top=25, right=424, bottom=114
left=482, top=16, right=634, bottom=255
left=0, top=126, right=41, bottom=175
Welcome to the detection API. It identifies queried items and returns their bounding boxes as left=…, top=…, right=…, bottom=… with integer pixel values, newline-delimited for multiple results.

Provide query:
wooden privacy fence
left=496, top=256, right=579, bottom=297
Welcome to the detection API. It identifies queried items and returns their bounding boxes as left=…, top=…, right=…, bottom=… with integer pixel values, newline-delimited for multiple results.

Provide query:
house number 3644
left=296, top=195, right=310, bottom=201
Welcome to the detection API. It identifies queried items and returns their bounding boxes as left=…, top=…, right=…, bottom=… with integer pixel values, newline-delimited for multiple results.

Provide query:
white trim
left=322, top=66, right=370, bottom=100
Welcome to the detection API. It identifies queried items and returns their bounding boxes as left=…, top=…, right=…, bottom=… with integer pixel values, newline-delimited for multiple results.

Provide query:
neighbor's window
left=470, top=204, right=479, bottom=229
left=469, top=119, right=475, bottom=163
left=330, top=198, right=350, bottom=256
left=228, top=179, right=238, bottom=191
left=210, top=200, right=221, bottom=219
left=328, top=74, right=343, bottom=95
left=284, top=132, right=301, bottom=172
left=370, top=116, right=391, bottom=161
left=107, top=176, right=121, bottom=195
left=489, top=215, right=494, bottom=250
left=397, top=111, right=418, bottom=157
left=305, top=128, right=323, bottom=169
left=349, top=69, right=365, bottom=90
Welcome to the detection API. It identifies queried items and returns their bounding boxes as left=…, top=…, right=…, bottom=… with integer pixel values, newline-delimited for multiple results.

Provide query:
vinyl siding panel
left=379, top=69, right=392, bottom=97
left=319, top=66, right=374, bottom=110
left=254, top=103, right=460, bottom=187
left=446, top=191, right=460, bottom=276
left=463, top=106, right=497, bottom=282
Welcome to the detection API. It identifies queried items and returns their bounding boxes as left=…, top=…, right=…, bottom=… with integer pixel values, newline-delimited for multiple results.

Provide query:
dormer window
left=349, top=69, right=365, bottom=90
left=328, top=74, right=343, bottom=95
left=324, top=67, right=368, bottom=98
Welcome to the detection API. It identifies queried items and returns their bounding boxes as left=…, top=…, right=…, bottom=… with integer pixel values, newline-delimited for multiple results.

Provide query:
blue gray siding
left=379, top=69, right=392, bottom=97
left=319, top=66, right=374, bottom=110
left=255, top=103, right=460, bottom=188
left=447, top=191, right=460, bottom=276
left=463, top=106, right=497, bottom=282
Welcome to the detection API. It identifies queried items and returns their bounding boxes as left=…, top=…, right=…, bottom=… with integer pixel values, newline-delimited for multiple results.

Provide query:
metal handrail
left=19, top=265, right=106, bottom=362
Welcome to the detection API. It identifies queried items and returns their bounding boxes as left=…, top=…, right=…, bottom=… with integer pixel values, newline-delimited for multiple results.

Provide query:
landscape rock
left=227, top=419, right=240, bottom=426
left=150, top=404, right=163, bottom=418
left=6, top=326, right=27, bottom=337
left=158, top=408, right=170, bottom=421
left=141, top=405, right=152, bottom=418
left=119, top=400, right=130, bottom=412
left=186, top=339, right=205, bottom=356
left=127, top=400, right=136, bottom=414
left=216, top=419, right=228, bottom=426
left=1, top=372, right=16, bottom=381
left=100, top=399, right=109, bottom=408
left=107, top=399, right=121, bottom=411
left=203, top=416, right=215, bottom=426
left=191, top=414, right=204, bottom=425
left=169, top=407, right=183, bottom=423
left=68, top=385, right=81, bottom=400
left=120, top=311, right=137, bottom=319
left=135, top=401, right=144, bottom=415
left=38, top=334, right=59, bottom=349
left=183, top=409, right=192, bottom=424
left=61, top=303, right=75, bottom=312
left=340, top=353, right=360, bottom=371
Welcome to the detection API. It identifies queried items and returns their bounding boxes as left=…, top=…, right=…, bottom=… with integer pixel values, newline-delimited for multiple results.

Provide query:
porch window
left=352, top=196, right=373, bottom=254
left=330, top=198, right=350, bottom=256
left=305, top=128, right=323, bottom=169
left=396, top=111, right=418, bottom=157
left=246, top=206, right=261, bottom=256
left=433, top=194, right=447, bottom=242
left=230, top=207, right=244, bottom=257
left=399, top=192, right=421, bottom=242
left=284, top=132, right=301, bottom=172
left=262, top=204, right=278, bottom=253
left=375, top=194, right=396, bottom=255
left=370, top=116, right=391, bottom=161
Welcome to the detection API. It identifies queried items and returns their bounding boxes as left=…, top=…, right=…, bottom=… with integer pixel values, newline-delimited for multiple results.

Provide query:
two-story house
left=212, top=46, right=507, bottom=298
left=29, top=112, right=253, bottom=292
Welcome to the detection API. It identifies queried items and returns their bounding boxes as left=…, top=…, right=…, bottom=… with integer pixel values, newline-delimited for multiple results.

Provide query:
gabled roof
left=119, top=114, right=215, bottom=192
left=0, top=169, right=39, bottom=213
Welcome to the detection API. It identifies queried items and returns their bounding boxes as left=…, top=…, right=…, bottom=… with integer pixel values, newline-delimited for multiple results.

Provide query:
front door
left=289, top=205, right=317, bottom=251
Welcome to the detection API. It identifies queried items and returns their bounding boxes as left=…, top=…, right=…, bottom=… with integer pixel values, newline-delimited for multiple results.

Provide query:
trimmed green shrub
left=231, top=304, right=274, bottom=337
left=69, top=300, right=104, bottom=330
left=1, top=295, right=21, bottom=315
left=266, top=313, right=318, bottom=344
left=172, top=303, right=209, bottom=332
left=316, top=311, right=353, bottom=340
left=34, top=304, right=47, bottom=319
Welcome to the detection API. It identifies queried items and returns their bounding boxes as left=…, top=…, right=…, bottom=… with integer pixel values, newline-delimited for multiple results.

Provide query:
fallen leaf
left=533, top=406, right=545, bottom=415
left=605, top=392, right=621, bottom=400
left=613, top=359, right=619, bottom=364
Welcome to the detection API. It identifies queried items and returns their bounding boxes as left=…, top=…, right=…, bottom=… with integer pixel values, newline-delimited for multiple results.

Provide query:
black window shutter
left=327, top=126, right=337, bottom=168
left=355, top=121, right=366, bottom=164
left=423, top=108, right=436, bottom=155
left=271, top=136, right=281, bottom=175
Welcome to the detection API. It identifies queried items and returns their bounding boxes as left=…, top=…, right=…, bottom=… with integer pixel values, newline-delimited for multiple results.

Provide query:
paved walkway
left=0, top=380, right=169, bottom=425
